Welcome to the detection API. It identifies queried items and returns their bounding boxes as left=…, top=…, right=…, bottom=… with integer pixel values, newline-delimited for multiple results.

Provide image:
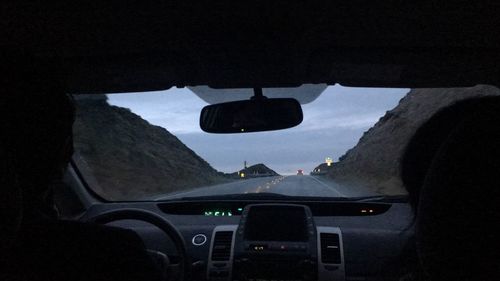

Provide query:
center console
left=207, top=204, right=345, bottom=281
left=233, top=204, right=318, bottom=281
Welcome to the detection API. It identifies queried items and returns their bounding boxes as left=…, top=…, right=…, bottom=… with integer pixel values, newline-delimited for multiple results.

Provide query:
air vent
left=320, top=233, right=341, bottom=264
left=211, top=231, right=234, bottom=261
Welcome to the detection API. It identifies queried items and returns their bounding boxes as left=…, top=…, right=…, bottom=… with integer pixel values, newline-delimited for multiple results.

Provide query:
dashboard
left=82, top=200, right=414, bottom=281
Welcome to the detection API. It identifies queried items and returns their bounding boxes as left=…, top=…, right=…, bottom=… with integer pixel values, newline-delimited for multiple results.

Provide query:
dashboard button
left=209, top=270, right=229, bottom=277
left=192, top=234, right=207, bottom=246
left=213, top=262, right=227, bottom=268
left=324, top=265, right=339, bottom=271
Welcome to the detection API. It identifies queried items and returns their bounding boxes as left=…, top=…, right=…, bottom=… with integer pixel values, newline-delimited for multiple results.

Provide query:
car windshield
left=72, top=84, right=477, bottom=201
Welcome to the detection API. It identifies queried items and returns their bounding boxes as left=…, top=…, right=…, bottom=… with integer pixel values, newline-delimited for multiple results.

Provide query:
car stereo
left=232, top=204, right=318, bottom=281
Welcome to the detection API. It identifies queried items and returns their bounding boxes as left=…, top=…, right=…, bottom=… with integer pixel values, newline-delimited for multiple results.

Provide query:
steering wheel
left=86, top=209, right=188, bottom=281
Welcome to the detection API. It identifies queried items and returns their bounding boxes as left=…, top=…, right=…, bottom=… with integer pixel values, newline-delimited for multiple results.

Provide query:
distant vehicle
left=297, top=169, right=304, bottom=175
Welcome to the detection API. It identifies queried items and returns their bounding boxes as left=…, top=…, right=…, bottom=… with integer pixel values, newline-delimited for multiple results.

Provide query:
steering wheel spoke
left=85, top=209, right=187, bottom=281
left=167, top=263, right=183, bottom=281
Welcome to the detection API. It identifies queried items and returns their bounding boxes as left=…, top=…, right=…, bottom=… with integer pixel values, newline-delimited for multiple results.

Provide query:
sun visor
left=188, top=84, right=327, bottom=105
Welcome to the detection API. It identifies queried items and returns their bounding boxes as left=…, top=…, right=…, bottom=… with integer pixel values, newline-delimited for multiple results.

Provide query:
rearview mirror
left=200, top=98, right=303, bottom=133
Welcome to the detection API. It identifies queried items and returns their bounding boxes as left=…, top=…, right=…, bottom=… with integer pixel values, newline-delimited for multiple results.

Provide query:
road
left=159, top=175, right=379, bottom=200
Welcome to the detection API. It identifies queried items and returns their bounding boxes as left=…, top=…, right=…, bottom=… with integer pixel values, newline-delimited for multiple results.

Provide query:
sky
left=107, top=85, right=408, bottom=175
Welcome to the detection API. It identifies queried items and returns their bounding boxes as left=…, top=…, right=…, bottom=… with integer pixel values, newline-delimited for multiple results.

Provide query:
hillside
left=228, top=163, right=279, bottom=179
left=73, top=95, right=227, bottom=200
left=323, top=85, right=500, bottom=195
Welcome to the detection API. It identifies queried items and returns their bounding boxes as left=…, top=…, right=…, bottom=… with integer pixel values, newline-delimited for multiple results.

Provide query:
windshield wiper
left=171, top=192, right=296, bottom=201
left=159, top=192, right=355, bottom=202
left=352, top=195, right=408, bottom=202
left=156, top=193, right=407, bottom=202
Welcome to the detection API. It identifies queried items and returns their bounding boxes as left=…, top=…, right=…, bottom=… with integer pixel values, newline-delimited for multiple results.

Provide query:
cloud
left=176, top=126, right=368, bottom=174
left=300, top=112, right=384, bottom=130
left=107, top=85, right=409, bottom=174
left=107, top=88, right=208, bottom=134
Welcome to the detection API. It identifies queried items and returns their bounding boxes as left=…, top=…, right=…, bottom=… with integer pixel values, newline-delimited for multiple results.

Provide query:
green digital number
left=204, top=210, right=233, bottom=216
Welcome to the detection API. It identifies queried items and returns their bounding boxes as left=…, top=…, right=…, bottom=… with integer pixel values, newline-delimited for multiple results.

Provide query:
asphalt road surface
left=160, top=175, right=378, bottom=200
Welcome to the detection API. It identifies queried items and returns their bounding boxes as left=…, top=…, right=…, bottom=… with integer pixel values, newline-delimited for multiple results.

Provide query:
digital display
left=244, top=205, right=308, bottom=242
left=203, top=207, right=243, bottom=216
left=204, top=210, right=233, bottom=216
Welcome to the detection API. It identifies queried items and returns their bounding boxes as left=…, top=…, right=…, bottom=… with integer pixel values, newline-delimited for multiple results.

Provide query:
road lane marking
left=308, top=176, right=347, bottom=197
left=251, top=176, right=285, bottom=193
left=156, top=177, right=278, bottom=199
left=254, top=176, right=285, bottom=193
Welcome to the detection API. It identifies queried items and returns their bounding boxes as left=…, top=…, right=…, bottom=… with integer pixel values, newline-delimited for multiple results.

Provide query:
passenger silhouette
left=0, top=62, right=162, bottom=281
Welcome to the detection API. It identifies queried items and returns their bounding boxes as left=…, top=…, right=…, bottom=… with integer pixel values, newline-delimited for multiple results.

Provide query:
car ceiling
left=2, top=2, right=500, bottom=93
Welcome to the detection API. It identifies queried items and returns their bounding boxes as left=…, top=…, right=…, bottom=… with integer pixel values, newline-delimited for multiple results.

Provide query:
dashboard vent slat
left=211, top=231, right=233, bottom=261
left=320, top=233, right=341, bottom=264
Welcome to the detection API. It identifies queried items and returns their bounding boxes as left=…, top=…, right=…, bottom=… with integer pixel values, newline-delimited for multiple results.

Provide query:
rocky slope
left=227, top=163, right=279, bottom=178
left=324, top=85, right=500, bottom=195
left=73, top=95, right=227, bottom=200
